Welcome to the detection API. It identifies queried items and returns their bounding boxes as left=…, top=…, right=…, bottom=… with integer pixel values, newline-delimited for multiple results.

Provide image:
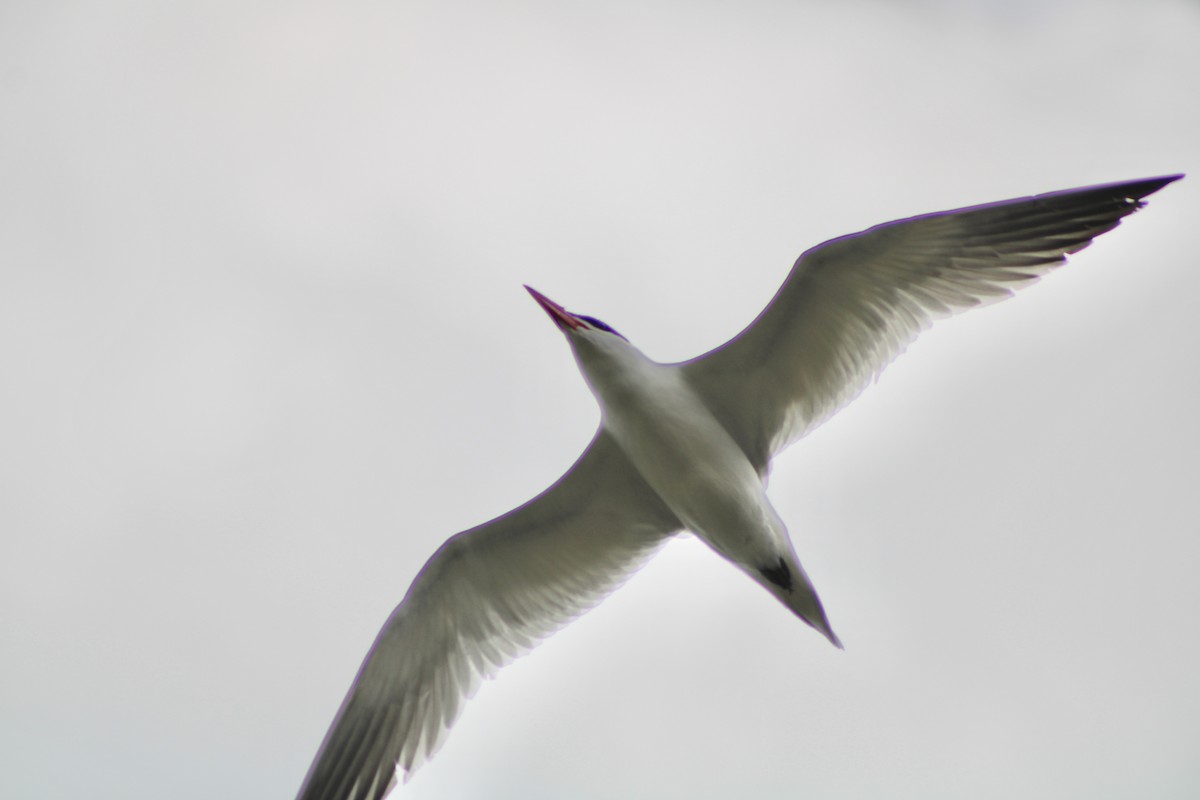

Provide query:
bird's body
left=295, top=175, right=1180, bottom=800
left=555, top=299, right=837, bottom=641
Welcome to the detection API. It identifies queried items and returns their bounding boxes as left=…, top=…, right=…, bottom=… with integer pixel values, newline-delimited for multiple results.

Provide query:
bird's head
left=525, top=285, right=629, bottom=344
left=525, top=284, right=659, bottom=423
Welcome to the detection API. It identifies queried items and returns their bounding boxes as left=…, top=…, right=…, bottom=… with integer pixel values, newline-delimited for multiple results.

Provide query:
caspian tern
left=296, top=175, right=1181, bottom=800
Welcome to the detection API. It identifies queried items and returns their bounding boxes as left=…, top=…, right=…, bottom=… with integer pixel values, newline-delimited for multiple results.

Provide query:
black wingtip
left=1116, top=173, right=1184, bottom=200
left=1034, top=173, right=1184, bottom=207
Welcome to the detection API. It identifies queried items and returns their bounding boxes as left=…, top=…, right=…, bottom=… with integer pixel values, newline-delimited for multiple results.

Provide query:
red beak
left=525, top=285, right=587, bottom=331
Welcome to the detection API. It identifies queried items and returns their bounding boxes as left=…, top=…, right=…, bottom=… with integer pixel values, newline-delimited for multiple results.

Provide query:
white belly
left=593, top=361, right=784, bottom=565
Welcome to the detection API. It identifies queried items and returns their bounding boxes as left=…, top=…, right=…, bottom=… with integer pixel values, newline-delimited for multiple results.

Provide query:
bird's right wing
left=296, top=430, right=681, bottom=800
left=682, top=175, right=1181, bottom=472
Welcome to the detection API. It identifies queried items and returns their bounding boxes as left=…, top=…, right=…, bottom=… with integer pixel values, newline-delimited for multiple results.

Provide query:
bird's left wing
left=681, top=175, right=1181, bottom=471
left=296, top=430, right=680, bottom=800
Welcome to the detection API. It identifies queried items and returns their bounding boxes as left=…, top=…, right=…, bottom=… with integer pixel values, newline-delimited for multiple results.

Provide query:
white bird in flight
left=296, top=175, right=1181, bottom=800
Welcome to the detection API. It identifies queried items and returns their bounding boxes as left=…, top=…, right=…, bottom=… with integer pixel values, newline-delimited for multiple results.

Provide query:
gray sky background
left=3, top=1, right=1199, bottom=798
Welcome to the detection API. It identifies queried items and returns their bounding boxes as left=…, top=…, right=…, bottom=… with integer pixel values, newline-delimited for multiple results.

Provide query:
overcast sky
left=3, top=1, right=1199, bottom=798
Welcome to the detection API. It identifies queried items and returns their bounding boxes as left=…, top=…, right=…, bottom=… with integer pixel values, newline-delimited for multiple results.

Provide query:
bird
left=295, top=174, right=1181, bottom=800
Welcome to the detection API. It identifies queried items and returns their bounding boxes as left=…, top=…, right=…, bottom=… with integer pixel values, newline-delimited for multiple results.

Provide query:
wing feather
left=682, top=175, right=1181, bottom=470
left=296, top=431, right=680, bottom=800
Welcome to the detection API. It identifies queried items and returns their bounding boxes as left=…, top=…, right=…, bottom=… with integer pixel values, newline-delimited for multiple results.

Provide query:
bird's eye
left=575, top=315, right=627, bottom=340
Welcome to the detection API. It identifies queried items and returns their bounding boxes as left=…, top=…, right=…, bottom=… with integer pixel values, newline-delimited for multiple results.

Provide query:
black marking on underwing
left=759, top=557, right=793, bottom=593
